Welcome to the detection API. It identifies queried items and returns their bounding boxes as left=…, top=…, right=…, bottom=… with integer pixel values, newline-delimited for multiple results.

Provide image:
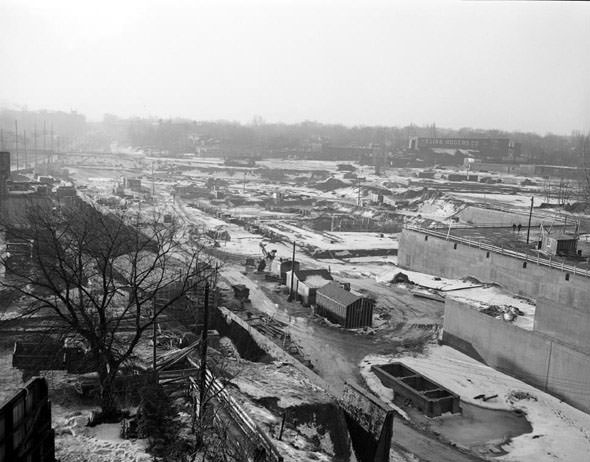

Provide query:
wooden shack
left=315, top=282, right=374, bottom=328
left=540, top=228, right=578, bottom=257
left=285, top=269, right=333, bottom=306
left=271, top=259, right=300, bottom=284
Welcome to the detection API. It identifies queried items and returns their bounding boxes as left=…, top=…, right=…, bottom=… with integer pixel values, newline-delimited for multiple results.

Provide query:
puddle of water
left=410, top=401, right=532, bottom=451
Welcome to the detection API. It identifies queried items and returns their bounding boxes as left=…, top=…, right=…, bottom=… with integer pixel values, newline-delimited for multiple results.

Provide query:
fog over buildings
left=0, top=0, right=589, bottom=133
left=1, top=2, right=590, bottom=462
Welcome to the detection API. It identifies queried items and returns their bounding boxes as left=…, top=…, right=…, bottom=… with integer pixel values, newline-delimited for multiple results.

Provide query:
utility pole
left=23, top=130, right=27, bottom=169
left=356, top=177, right=366, bottom=207
left=14, top=120, right=18, bottom=171
left=152, top=300, right=158, bottom=380
left=199, top=282, right=210, bottom=421
left=151, top=161, right=155, bottom=197
left=526, top=196, right=534, bottom=244
left=43, top=121, right=47, bottom=174
left=357, top=178, right=361, bottom=206
left=50, top=124, right=54, bottom=169
left=0, top=128, right=3, bottom=151
left=34, top=124, right=38, bottom=172
left=288, top=241, right=296, bottom=301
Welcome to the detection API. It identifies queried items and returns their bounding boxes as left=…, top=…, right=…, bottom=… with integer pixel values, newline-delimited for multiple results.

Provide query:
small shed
left=285, top=269, right=333, bottom=306
left=576, top=234, right=590, bottom=257
left=315, top=282, right=374, bottom=328
left=271, top=259, right=300, bottom=284
left=232, top=284, right=250, bottom=299
left=540, top=228, right=578, bottom=257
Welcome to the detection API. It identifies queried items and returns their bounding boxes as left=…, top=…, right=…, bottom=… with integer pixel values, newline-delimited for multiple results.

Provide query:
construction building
left=315, top=282, right=374, bottom=328
left=271, top=259, right=300, bottom=284
left=285, top=269, right=333, bottom=306
left=539, top=226, right=579, bottom=257
left=408, top=137, right=521, bottom=161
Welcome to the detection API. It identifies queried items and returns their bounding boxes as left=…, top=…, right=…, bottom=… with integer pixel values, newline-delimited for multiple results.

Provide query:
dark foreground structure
left=0, top=377, right=55, bottom=462
left=371, top=363, right=461, bottom=418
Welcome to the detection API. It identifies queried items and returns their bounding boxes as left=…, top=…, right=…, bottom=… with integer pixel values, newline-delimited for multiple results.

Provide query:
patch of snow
left=362, top=346, right=590, bottom=462
left=446, top=286, right=536, bottom=330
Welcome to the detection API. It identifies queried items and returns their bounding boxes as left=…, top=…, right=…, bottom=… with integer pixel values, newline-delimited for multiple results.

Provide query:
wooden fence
left=0, top=377, right=55, bottom=462
left=186, top=357, right=283, bottom=462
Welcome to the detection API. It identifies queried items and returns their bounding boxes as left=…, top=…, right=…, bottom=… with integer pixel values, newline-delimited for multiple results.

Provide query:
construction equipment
left=232, top=284, right=251, bottom=304
left=259, top=242, right=277, bottom=261
left=258, top=242, right=277, bottom=273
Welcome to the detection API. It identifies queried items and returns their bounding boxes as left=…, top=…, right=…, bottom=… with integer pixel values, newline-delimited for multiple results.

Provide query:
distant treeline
left=0, top=107, right=588, bottom=166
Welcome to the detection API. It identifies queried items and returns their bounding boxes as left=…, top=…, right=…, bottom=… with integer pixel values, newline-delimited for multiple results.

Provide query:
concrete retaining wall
left=399, top=228, right=589, bottom=299
left=534, top=296, right=590, bottom=351
left=443, top=300, right=590, bottom=413
left=399, top=228, right=590, bottom=348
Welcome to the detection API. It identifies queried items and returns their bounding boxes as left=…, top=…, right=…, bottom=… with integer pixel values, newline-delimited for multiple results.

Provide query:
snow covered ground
left=361, top=346, right=590, bottom=462
left=414, top=198, right=462, bottom=221
left=448, top=192, right=556, bottom=209
left=375, top=265, right=479, bottom=291
left=53, top=407, right=151, bottom=462
left=262, top=221, right=398, bottom=252
left=446, top=286, right=536, bottom=330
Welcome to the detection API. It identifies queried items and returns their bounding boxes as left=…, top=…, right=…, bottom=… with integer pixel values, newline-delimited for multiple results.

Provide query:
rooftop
left=316, top=281, right=361, bottom=306
left=294, top=269, right=333, bottom=286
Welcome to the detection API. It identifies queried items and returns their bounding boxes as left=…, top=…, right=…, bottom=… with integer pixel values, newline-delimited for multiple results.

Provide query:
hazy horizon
left=1, top=0, right=589, bottom=135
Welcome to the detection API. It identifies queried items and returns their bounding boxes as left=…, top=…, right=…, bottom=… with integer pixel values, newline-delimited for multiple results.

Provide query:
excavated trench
left=210, top=305, right=380, bottom=462
left=255, top=397, right=354, bottom=462
left=213, top=302, right=536, bottom=461
left=209, top=305, right=273, bottom=363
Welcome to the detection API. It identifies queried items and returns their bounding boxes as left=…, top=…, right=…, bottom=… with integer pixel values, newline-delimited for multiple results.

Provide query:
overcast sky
left=0, top=0, right=588, bottom=134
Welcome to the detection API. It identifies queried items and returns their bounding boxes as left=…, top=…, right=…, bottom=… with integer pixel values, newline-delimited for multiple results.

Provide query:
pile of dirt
left=480, top=305, right=504, bottom=317
left=397, top=187, right=427, bottom=199
left=313, top=178, right=350, bottom=192
left=391, top=272, right=413, bottom=284
left=564, top=202, right=590, bottom=213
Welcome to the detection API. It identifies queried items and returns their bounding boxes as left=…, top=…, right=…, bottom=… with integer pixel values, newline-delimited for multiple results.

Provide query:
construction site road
left=221, top=268, right=483, bottom=462
left=167, top=180, right=482, bottom=461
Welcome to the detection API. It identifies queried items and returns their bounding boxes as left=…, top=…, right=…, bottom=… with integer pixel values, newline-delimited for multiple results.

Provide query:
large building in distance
left=408, top=137, right=521, bottom=161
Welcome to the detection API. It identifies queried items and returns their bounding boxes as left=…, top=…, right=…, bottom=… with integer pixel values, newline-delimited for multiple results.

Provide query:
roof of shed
left=294, top=269, right=333, bottom=283
left=316, top=281, right=361, bottom=306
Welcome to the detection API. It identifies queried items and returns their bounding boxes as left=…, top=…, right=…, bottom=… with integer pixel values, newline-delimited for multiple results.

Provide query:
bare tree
left=0, top=197, right=215, bottom=419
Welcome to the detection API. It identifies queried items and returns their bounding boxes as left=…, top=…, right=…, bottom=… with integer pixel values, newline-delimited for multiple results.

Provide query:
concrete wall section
left=534, top=296, right=590, bottom=352
left=443, top=300, right=590, bottom=413
left=399, top=229, right=590, bottom=306
left=443, top=300, right=550, bottom=389
left=546, top=343, right=590, bottom=408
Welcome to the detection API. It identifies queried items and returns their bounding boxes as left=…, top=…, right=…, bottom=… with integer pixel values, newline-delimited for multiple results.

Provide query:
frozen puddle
left=411, top=402, right=532, bottom=456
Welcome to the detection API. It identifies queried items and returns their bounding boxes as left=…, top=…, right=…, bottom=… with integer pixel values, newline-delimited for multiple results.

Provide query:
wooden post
left=526, top=196, right=534, bottom=244
left=14, top=120, right=18, bottom=171
left=199, top=282, right=210, bottom=421
left=152, top=300, right=158, bottom=381
left=278, top=412, right=287, bottom=441
left=23, top=129, right=27, bottom=169
left=288, top=241, right=296, bottom=301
